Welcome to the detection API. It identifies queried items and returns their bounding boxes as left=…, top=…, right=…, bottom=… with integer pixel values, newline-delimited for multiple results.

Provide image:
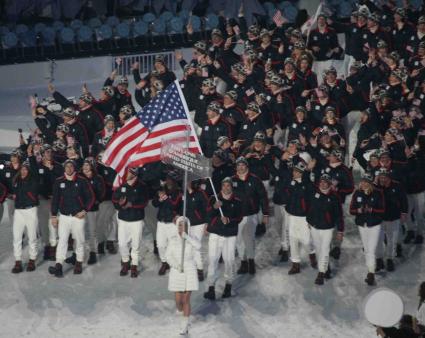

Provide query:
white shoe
left=179, top=317, right=189, bottom=335
left=175, top=309, right=183, bottom=316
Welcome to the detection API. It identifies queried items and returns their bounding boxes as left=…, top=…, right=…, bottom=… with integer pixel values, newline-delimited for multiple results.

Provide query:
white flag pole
left=174, top=80, right=224, bottom=217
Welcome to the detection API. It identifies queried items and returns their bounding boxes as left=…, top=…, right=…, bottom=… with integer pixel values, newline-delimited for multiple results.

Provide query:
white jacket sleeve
left=165, top=241, right=181, bottom=270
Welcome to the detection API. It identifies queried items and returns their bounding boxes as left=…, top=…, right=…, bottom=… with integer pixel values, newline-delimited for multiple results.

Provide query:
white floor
left=0, top=66, right=424, bottom=338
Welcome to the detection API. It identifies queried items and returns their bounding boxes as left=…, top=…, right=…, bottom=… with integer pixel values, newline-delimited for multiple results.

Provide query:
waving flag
left=301, top=3, right=323, bottom=38
left=102, top=80, right=201, bottom=187
left=272, top=10, right=286, bottom=26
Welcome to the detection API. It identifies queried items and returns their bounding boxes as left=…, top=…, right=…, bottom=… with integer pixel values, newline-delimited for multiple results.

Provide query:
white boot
left=179, top=316, right=189, bottom=335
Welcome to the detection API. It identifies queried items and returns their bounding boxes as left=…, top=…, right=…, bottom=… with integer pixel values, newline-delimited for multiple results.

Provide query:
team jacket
left=200, top=117, right=232, bottom=158
left=67, top=120, right=90, bottom=157
left=185, top=189, right=209, bottom=226
left=207, top=193, right=243, bottom=237
left=232, top=173, right=268, bottom=217
left=272, top=171, right=291, bottom=206
left=84, top=174, right=106, bottom=212
left=0, top=181, right=6, bottom=203
left=285, top=176, right=315, bottom=217
left=28, top=156, right=63, bottom=199
left=306, top=188, right=344, bottom=232
left=112, top=179, right=149, bottom=222
left=51, top=175, right=95, bottom=217
left=308, top=27, right=342, bottom=61
left=349, top=189, right=385, bottom=227
left=12, top=175, right=39, bottom=209
left=53, top=91, right=103, bottom=145
left=241, top=150, right=278, bottom=181
left=380, top=181, right=408, bottom=222
left=152, top=189, right=183, bottom=223
left=320, top=164, right=354, bottom=203
left=97, top=164, right=116, bottom=201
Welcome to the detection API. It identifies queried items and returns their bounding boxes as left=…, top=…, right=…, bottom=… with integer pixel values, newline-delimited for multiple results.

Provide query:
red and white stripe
left=128, top=119, right=199, bottom=167
left=273, top=10, right=285, bottom=26
left=102, top=116, right=149, bottom=177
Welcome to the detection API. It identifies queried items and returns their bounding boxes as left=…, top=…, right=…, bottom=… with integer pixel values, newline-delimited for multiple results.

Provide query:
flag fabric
left=272, top=9, right=286, bottom=26
left=102, top=80, right=201, bottom=187
left=301, top=3, right=323, bottom=37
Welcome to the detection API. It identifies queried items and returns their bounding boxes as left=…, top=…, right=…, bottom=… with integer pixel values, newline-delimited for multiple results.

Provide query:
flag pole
left=180, top=126, right=190, bottom=273
left=174, top=80, right=224, bottom=217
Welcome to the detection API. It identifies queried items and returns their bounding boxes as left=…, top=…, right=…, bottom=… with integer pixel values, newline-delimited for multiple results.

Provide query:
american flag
left=273, top=10, right=286, bottom=26
left=102, top=80, right=201, bottom=186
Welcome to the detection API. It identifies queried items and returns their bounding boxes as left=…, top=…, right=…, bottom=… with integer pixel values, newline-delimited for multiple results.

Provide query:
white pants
left=278, top=205, right=289, bottom=250
left=407, top=192, right=425, bottom=235
left=107, top=211, right=118, bottom=241
left=207, top=234, right=236, bottom=287
left=6, top=198, right=15, bottom=222
left=118, top=219, right=144, bottom=266
left=288, top=214, right=314, bottom=263
left=86, top=211, right=98, bottom=252
left=37, top=198, right=58, bottom=246
left=157, top=221, right=176, bottom=263
left=237, top=214, right=258, bottom=260
left=358, top=224, right=381, bottom=273
left=310, top=227, right=333, bottom=273
left=144, top=201, right=158, bottom=240
left=56, top=214, right=85, bottom=264
left=376, top=220, right=399, bottom=260
left=97, top=201, right=116, bottom=243
left=13, top=207, right=38, bottom=261
left=189, top=223, right=206, bottom=270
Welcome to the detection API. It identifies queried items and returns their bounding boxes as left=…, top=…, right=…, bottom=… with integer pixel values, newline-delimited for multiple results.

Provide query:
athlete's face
left=20, top=166, right=29, bottom=179
left=64, top=163, right=75, bottom=176
left=221, top=182, right=233, bottom=195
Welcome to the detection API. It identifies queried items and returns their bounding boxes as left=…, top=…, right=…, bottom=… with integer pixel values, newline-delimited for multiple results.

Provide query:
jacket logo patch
left=315, top=193, right=320, bottom=198
left=60, top=183, right=65, bottom=188
left=121, top=187, right=126, bottom=192
left=357, top=197, right=362, bottom=202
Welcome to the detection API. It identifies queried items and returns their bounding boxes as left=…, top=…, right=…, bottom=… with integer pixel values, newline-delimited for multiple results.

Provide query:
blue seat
left=190, top=15, right=201, bottom=32
left=0, top=26, right=9, bottom=36
left=52, top=21, right=65, bottom=31
left=106, top=16, right=120, bottom=27
left=143, top=12, right=156, bottom=24
left=34, top=22, right=46, bottom=33
left=160, top=11, right=174, bottom=22
left=15, top=24, right=29, bottom=36
left=178, top=10, right=190, bottom=21
left=60, top=27, right=75, bottom=43
left=284, top=5, right=298, bottom=23
left=116, top=22, right=130, bottom=38
left=21, top=30, right=37, bottom=47
left=133, top=21, right=148, bottom=37
left=97, top=24, right=113, bottom=40
left=263, top=2, right=275, bottom=12
left=3, top=32, right=18, bottom=48
left=88, top=17, right=102, bottom=29
left=169, top=17, right=184, bottom=33
left=338, top=1, right=353, bottom=18
left=70, top=19, right=83, bottom=30
left=41, top=27, right=56, bottom=46
left=78, top=25, right=93, bottom=42
left=152, top=18, right=166, bottom=34
left=205, top=14, right=219, bottom=30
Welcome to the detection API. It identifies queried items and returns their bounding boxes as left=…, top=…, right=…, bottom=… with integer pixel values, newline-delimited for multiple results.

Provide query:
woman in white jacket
left=166, top=216, right=201, bottom=335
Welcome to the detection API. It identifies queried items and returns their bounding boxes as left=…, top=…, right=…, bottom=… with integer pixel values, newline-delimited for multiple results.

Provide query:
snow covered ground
left=0, top=61, right=424, bottom=338
left=0, top=205, right=424, bottom=338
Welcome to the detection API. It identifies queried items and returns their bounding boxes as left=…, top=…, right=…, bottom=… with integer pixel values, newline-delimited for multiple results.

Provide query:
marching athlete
left=49, top=159, right=95, bottom=277
left=204, top=177, right=243, bottom=300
